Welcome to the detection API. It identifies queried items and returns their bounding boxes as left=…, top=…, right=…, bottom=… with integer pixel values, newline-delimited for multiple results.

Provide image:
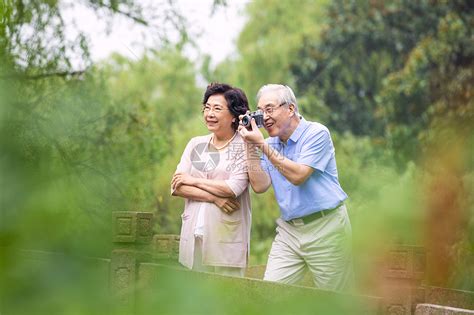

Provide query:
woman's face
left=203, top=94, right=235, bottom=133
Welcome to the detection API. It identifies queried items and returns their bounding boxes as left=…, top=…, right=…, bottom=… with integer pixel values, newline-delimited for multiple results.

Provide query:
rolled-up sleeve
left=175, top=138, right=195, bottom=174
left=260, top=154, right=270, bottom=174
left=224, top=143, right=249, bottom=197
left=259, top=140, right=277, bottom=174
left=171, top=138, right=195, bottom=194
left=296, top=129, right=333, bottom=172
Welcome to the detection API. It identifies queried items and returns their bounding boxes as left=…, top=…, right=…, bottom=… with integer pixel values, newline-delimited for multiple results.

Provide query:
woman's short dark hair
left=202, top=82, right=249, bottom=131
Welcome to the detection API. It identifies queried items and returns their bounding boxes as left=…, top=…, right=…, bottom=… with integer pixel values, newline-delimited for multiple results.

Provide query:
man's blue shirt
left=261, top=118, right=348, bottom=221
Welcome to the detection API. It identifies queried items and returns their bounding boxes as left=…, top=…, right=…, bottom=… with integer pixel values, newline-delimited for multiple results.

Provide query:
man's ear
left=288, top=103, right=296, bottom=116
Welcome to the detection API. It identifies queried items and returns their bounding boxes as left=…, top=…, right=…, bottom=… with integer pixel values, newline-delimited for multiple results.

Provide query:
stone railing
left=8, top=211, right=472, bottom=314
left=109, top=211, right=474, bottom=315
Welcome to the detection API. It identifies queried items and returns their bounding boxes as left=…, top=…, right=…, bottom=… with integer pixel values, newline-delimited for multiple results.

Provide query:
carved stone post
left=110, top=211, right=154, bottom=313
left=152, top=234, right=180, bottom=261
left=382, top=245, right=426, bottom=315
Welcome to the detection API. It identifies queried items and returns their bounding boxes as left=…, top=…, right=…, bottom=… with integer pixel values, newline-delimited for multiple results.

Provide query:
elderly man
left=238, top=84, right=353, bottom=291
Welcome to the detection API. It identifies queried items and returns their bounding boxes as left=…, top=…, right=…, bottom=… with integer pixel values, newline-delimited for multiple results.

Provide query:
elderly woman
left=171, top=83, right=251, bottom=277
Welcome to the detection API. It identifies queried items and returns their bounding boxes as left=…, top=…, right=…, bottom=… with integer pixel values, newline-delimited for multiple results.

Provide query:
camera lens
left=242, top=115, right=250, bottom=127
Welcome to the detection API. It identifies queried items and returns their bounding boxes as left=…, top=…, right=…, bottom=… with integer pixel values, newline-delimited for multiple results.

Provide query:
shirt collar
left=267, top=116, right=310, bottom=146
left=288, top=116, right=310, bottom=143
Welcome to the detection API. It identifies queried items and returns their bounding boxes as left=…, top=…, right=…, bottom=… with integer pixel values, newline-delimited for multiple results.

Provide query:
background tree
left=207, top=0, right=473, bottom=290
left=289, top=0, right=473, bottom=289
left=0, top=0, right=193, bottom=253
left=1, top=1, right=210, bottom=313
left=291, top=0, right=473, bottom=143
left=1, top=3, right=473, bottom=310
left=206, top=0, right=329, bottom=104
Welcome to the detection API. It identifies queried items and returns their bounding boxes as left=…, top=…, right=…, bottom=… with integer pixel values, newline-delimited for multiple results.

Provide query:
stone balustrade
left=109, top=211, right=474, bottom=315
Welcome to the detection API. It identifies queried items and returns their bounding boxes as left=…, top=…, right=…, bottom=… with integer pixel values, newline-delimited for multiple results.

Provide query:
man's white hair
left=256, top=84, right=298, bottom=113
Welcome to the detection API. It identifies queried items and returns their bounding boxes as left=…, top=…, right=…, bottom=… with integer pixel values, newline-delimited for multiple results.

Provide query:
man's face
left=257, top=93, right=290, bottom=138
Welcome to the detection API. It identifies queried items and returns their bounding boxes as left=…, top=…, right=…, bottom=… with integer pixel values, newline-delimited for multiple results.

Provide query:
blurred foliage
left=204, top=0, right=329, bottom=106
left=138, top=265, right=375, bottom=315
left=94, top=50, right=201, bottom=217
left=212, top=0, right=473, bottom=291
left=1, top=0, right=473, bottom=313
left=292, top=0, right=446, bottom=135
left=0, top=0, right=189, bottom=74
left=1, top=47, right=201, bottom=254
left=380, top=4, right=474, bottom=165
left=290, top=0, right=473, bottom=164
left=0, top=1, right=199, bottom=313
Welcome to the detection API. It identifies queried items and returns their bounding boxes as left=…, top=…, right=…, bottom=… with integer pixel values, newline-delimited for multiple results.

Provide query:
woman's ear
left=232, top=118, right=236, bottom=122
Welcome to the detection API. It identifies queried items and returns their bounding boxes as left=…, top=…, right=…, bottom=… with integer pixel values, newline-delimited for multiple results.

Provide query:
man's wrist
left=250, top=140, right=264, bottom=150
left=247, top=143, right=262, bottom=160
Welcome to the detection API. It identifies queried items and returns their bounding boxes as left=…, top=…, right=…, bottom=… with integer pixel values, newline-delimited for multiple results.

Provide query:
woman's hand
left=171, top=172, right=240, bottom=213
left=171, top=172, right=196, bottom=191
left=213, top=196, right=240, bottom=214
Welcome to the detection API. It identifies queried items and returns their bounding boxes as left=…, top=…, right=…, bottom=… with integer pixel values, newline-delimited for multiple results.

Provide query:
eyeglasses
left=260, top=102, right=287, bottom=116
left=202, top=105, right=229, bottom=114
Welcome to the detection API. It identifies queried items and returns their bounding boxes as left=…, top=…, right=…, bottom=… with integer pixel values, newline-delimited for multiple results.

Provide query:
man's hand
left=238, top=117, right=265, bottom=148
left=171, top=172, right=196, bottom=191
left=213, top=196, right=240, bottom=214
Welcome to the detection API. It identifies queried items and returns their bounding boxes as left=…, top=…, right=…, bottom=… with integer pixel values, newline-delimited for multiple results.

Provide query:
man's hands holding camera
left=238, top=114, right=265, bottom=149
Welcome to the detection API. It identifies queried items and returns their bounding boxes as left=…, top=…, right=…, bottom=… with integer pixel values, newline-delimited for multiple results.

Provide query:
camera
left=241, top=110, right=264, bottom=129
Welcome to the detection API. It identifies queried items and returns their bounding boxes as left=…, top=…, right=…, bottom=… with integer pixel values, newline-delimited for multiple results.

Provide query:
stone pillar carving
left=153, top=234, right=180, bottom=260
left=382, top=245, right=426, bottom=315
left=110, top=211, right=154, bottom=313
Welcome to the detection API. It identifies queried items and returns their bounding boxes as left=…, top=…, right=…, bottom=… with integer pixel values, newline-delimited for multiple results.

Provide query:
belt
left=286, top=203, right=343, bottom=226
